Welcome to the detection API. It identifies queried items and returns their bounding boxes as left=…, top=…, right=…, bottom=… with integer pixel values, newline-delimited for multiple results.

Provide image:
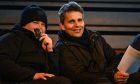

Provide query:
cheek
left=28, top=24, right=37, bottom=30
left=41, top=27, right=46, bottom=33
left=24, top=25, right=34, bottom=32
left=81, top=22, right=85, bottom=26
left=65, top=24, right=73, bottom=29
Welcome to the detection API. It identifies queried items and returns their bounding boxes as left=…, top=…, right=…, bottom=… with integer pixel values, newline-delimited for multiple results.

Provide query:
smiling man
left=55, top=1, right=121, bottom=84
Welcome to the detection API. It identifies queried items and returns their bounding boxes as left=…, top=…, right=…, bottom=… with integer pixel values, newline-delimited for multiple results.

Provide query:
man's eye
left=69, top=20, right=74, bottom=23
left=78, top=19, right=83, bottom=22
left=41, top=23, right=45, bottom=26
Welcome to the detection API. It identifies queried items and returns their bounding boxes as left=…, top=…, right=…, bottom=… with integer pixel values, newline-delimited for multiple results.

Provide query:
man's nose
left=37, top=24, right=43, bottom=29
left=75, top=21, right=80, bottom=27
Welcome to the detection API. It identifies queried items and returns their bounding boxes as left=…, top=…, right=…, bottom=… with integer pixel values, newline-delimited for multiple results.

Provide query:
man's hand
left=33, top=73, right=55, bottom=80
left=114, top=71, right=129, bottom=84
left=40, top=34, right=53, bottom=52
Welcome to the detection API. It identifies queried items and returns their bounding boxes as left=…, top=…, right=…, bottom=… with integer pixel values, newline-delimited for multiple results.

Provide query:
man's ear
left=59, top=23, right=65, bottom=30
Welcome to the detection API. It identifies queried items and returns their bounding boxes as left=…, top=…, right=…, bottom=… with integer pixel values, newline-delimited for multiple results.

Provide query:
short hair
left=58, top=1, right=84, bottom=23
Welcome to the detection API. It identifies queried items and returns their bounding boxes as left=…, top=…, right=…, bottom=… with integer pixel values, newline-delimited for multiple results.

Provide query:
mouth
left=73, top=29, right=81, bottom=33
left=69, top=28, right=82, bottom=33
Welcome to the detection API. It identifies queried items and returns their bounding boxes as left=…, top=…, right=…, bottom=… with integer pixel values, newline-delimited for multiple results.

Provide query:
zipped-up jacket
left=55, top=29, right=121, bottom=83
left=0, top=27, right=58, bottom=82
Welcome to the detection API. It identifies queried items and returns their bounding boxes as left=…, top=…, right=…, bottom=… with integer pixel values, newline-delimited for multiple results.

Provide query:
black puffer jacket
left=55, top=29, right=121, bottom=84
left=0, top=26, right=58, bottom=82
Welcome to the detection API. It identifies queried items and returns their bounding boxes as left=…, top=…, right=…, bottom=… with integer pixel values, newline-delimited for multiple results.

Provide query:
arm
left=0, top=34, right=35, bottom=81
left=39, top=33, right=59, bottom=75
left=99, top=36, right=123, bottom=82
left=47, top=51, right=59, bottom=75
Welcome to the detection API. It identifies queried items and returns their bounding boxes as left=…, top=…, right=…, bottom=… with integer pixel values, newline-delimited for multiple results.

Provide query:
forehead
left=31, top=21, right=45, bottom=23
left=64, top=11, right=83, bottom=20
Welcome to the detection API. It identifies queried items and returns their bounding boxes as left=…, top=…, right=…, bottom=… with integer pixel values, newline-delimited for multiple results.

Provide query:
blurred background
left=0, top=0, right=140, bottom=53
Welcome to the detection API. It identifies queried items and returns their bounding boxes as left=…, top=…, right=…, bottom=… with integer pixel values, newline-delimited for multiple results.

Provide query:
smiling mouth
left=68, top=28, right=81, bottom=31
left=73, top=29, right=81, bottom=33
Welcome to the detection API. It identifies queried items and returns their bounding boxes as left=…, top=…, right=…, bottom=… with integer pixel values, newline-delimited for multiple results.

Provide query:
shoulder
left=88, top=29, right=100, bottom=34
left=54, top=39, right=72, bottom=52
left=87, top=29, right=104, bottom=41
left=0, top=30, right=14, bottom=41
left=0, top=29, right=11, bottom=36
left=0, top=30, right=23, bottom=43
left=88, top=29, right=102, bottom=38
left=130, top=34, right=140, bottom=50
left=55, top=40, right=65, bottom=49
left=132, top=34, right=140, bottom=41
left=130, top=34, right=140, bottom=45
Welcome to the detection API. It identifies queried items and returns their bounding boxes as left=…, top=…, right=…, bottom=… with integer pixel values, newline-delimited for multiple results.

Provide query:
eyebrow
left=68, top=19, right=75, bottom=23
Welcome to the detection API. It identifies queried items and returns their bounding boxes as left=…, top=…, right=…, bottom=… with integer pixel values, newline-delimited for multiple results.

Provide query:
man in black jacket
left=0, top=5, right=71, bottom=84
left=55, top=1, right=122, bottom=84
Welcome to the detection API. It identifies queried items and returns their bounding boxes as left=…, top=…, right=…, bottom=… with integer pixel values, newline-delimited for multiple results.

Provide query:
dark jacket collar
left=58, top=28, right=91, bottom=48
left=11, top=24, right=37, bottom=40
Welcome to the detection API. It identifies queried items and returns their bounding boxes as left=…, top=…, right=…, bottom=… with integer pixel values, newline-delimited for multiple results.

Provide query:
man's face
left=60, top=11, right=85, bottom=37
left=23, top=21, right=46, bottom=34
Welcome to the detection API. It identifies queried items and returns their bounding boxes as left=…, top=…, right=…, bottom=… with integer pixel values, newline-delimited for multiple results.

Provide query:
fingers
left=40, top=73, right=55, bottom=80
left=115, top=71, right=129, bottom=78
left=33, top=73, right=47, bottom=80
left=33, top=73, right=55, bottom=80
left=45, top=73, right=55, bottom=78
left=39, top=34, right=53, bottom=52
left=114, top=71, right=129, bottom=84
left=40, top=73, right=47, bottom=80
left=40, top=34, right=52, bottom=45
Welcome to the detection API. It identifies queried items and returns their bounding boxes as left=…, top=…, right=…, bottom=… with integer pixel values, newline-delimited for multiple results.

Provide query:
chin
left=73, top=34, right=82, bottom=37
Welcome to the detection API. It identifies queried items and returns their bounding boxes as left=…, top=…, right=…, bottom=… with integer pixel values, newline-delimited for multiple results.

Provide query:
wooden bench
left=0, top=0, right=140, bottom=53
